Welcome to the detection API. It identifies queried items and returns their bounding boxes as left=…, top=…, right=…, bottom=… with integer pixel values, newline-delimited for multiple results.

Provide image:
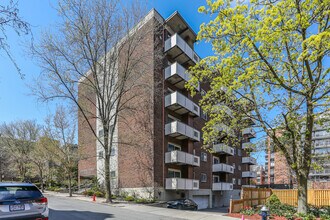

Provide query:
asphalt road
left=48, top=195, right=180, bottom=220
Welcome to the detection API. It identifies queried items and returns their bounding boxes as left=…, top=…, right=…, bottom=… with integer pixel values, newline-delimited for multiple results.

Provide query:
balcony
left=212, top=143, right=234, bottom=156
left=165, top=178, right=199, bottom=190
left=242, top=127, right=256, bottom=138
left=164, top=34, right=200, bottom=66
left=212, top=182, right=233, bottom=191
left=165, top=150, right=200, bottom=167
left=242, top=157, right=257, bottom=165
left=242, top=142, right=255, bottom=150
left=165, top=91, right=200, bottom=117
left=242, top=171, right=257, bottom=178
left=165, top=121, right=200, bottom=142
left=212, top=163, right=234, bottom=173
left=164, top=62, right=200, bottom=91
left=216, top=123, right=235, bottom=136
left=309, top=169, right=330, bottom=176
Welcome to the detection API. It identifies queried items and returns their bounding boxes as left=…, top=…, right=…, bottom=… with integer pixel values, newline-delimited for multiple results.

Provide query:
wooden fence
left=229, top=188, right=272, bottom=213
left=229, top=188, right=330, bottom=213
left=272, top=189, right=330, bottom=207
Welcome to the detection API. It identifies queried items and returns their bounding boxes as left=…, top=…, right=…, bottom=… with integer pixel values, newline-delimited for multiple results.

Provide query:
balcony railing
left=242, top=157, right=257, bottom=165
left=212, top=163, right=234, bottom=173
left=212, top=182, right=233, bottom=191
left=242, top=142, right=255, bottom=150
left=216, top=123, right=235, bottom=136
left=164, top=33, right=200, bottom=64
left=212, top=143, right=234, bottom=156
left=242, top=127, right=256, bottom=138
left=242, top=171, right=257, bottom=178
left=165, top=121, right=200, bottom=142
left=309, top=169, right=330, bottom=176
left=164, top=62, right=200, bottom=91
left=165, top=178, right=199, bottom=190
left=165, top=91, right=200, bottom=117
left=165, top=150, right=200, bottom=167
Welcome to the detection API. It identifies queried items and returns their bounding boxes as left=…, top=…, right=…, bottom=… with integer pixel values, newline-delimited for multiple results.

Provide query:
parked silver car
left=0, top=182, right=48, bottom=219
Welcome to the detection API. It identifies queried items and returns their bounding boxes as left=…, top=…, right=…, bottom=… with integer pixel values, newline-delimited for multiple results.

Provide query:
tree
left=30, top=136, right=54, bottom=192
left=189, top=0, right=330, bottom=213
left=32, top=0, right=160, bottom=202
left=43, top=106, right=79, bottom=197
left=0, top=120, right=40, bottom=181
left=0, top=0, right=30, bottom=76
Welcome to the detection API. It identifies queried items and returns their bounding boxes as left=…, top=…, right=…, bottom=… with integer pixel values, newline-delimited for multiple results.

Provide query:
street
left=48, top=195, right=181, bottom=220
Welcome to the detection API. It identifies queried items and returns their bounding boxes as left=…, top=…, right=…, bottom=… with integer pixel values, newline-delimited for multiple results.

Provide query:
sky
left=0, top=0, right=265, bottom=164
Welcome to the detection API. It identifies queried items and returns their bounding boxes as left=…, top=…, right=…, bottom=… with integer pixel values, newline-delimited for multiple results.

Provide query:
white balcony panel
left=212, top=182, right=233, bottom=191
left=165, top=150, right=200, bottom=167
left=242, top=127, right=256, bottom=138
left=165, top=92, right=200, bottom=117
left=165, top=121, right=200, bottom=141
left=212, top=163, right=234, bottom=173
left=164, top=34, right=200, bottom=64
left=164, top=62, right=200, bottom=91
left=242, top=142, right=255, bottom=150
left=242, top=157, right=257, bottom=165
left=213, top=143, right=234, bottom=156
left=242, top=171, right=257, bottom=178
left=166, top=178, right=199, bottom=190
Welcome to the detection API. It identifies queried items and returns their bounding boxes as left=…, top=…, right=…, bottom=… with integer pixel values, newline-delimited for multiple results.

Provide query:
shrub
left=124, top=195, right=135, bottom=201
left=240, top=206, right=257, bottom=216
left=94, top=191, right=104, bottom=197
left=320, top=214, right=330, bottom=220
left=135, top=198, right=148, bottom=204
left=296, top=212, right=316, bottom=220
left=111, top=194, right=117, bottom=199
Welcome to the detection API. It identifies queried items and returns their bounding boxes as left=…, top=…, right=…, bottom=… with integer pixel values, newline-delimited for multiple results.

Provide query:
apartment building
left=251, top=165, right=266, bottom=185
left=78, top=9, right=257, bottom=209
left=265, top=124, right=330, bottom=189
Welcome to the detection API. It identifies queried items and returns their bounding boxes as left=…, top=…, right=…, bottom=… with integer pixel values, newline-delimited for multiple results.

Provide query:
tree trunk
left=104, top=151, right=112, bottom=203
left=297, top=172, right=308, bottom=213
left=39, top=168, right=44, bottom=193
left=68, top=172, right=72, bottom=197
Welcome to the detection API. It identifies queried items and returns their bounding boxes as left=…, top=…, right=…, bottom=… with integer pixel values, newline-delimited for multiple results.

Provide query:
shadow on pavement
left=199, top=206, right=229, bottom=213
left=49, top=208, right=114, bottom=220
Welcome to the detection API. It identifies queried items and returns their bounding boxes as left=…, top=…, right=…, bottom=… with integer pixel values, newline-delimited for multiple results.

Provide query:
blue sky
left=0, top=0, right=265, bottom=164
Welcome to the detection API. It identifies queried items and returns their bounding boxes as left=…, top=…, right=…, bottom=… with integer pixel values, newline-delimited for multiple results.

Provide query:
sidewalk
left=44, top=191, right=239, bottom=220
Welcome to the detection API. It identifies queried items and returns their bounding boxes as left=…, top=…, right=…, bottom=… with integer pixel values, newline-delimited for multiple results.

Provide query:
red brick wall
left=78, top=75, right=97, bottom=178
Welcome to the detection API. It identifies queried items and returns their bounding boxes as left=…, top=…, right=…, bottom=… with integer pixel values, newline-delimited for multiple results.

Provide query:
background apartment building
left=265, top=124, right=330, bottom=189
left=78, top=9, right=257, bottom=209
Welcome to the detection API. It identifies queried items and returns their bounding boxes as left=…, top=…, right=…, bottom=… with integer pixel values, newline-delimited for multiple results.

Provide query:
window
left=238, top=179, right=241, bottom=185
left=238, top=149, right=242, bottom=156
left=233, top=162, right=236, bottom=169
left=213, top=156, right=220, bottom=164
left=110, top=147, right=116, bottom=156
left=213, top=175, right=219, bottom=183
left=201, top=152, right=207, bottom=162
left=201, top=110, right=208, bottom=121
left=110, top=171, right=116, bottom=178
left=168, top=169, right=181, bottom=178
left=238, top=165, right=241, bottom=171
left=168, top=143, right=181, bottom=152
left=98, top=151, right=103, bottom=158
left=200, top=173, right=207, bottom=182
left=98, top=129, right=104, bottom=137
left=232, top=178, right=236, bottom=185
left=233, top=148, right=236, bottom=155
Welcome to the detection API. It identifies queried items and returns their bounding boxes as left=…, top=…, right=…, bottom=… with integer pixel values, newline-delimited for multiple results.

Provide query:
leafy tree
left=43, top=106, right=79, bottom=197
left=189, top=0, right=330, bottom=214
left=0, top=0, right=30, bottom=76
left=0, top=120, right=40, bottom=181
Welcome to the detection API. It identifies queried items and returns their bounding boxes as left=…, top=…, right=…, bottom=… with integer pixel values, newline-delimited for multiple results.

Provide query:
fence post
left=229, top=199, right=233, bottom=213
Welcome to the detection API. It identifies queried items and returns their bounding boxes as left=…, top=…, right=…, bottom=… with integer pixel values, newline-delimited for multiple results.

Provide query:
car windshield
left=0, top=185, right=42, bottom=201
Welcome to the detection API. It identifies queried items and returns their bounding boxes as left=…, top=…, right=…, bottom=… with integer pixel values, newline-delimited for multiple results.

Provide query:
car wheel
left=178, top=204, right=183, bottom=210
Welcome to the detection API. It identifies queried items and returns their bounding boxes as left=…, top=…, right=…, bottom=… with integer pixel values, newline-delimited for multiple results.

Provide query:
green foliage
left=296, top=212, right=316, bottom=220
left=308, top=205, right=330, bottom=218
left=320, top=214, right=330, bottom=220
left=124, top=195, right=135, bottom=202
left=266, top=194, right=296, bottom=217
left=82, top=189, right=105, bottom=198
